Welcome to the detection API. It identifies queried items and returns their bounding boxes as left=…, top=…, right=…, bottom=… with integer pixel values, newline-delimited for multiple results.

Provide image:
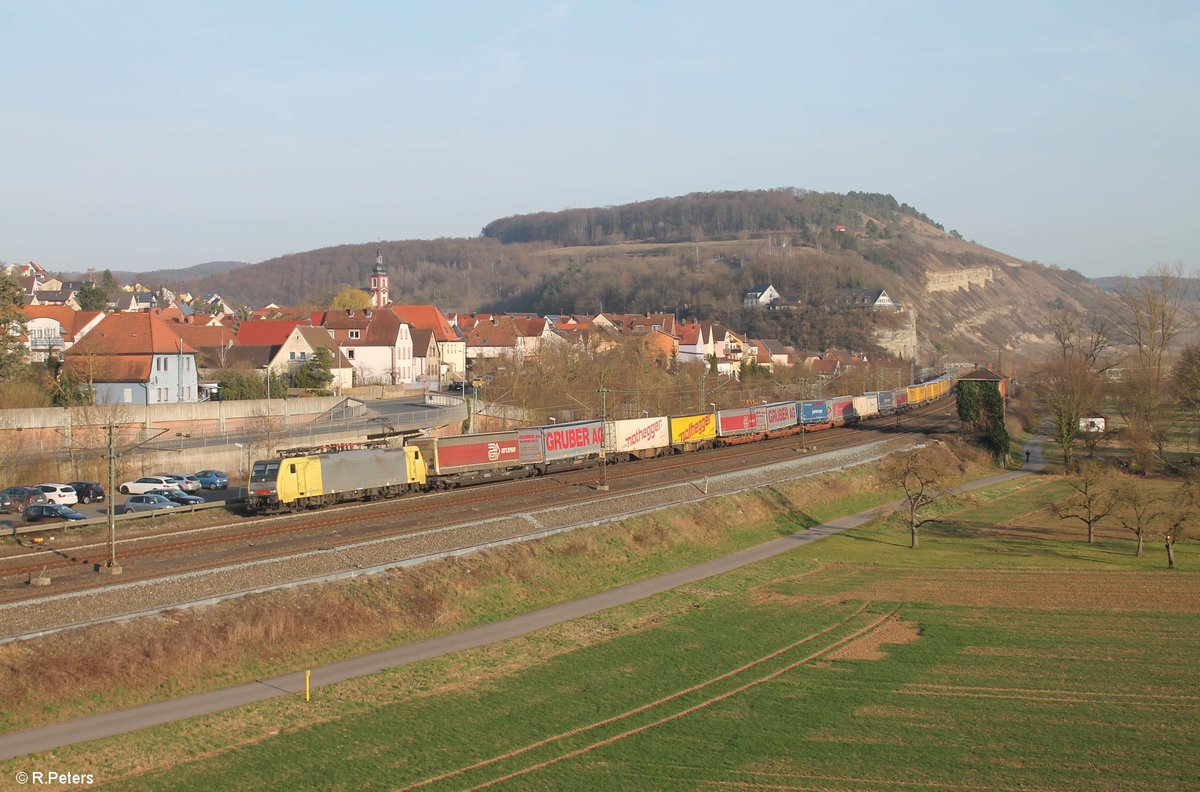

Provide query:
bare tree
left=1112, top=264, right=1192, bottom=467
left=1050, top=460, right=1115, bottom=543
left=1114, top=263, right=1190, bottom=386
left=1157, top=477, right=1199, bottom=570
left=1174, top=344, right=1200, bottom=456
left=246, top=409, right=284, bottom=462
left=1032, top=357, right=1100, bottom=472
left=1114, top=482, right=1165, bottom=557
left=879, top=444, right=961, bottom=549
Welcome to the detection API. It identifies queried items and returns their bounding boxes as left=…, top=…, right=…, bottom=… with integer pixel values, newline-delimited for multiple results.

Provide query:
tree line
left=481, top=189, right=938, bottom=246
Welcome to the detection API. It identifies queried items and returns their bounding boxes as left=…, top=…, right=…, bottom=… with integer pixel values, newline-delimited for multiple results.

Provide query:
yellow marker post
left=305, top=670, right=311, bottom=702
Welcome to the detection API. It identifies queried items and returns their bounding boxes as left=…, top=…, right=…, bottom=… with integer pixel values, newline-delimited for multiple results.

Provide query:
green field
left=95, top=475, right=1200, bottom=791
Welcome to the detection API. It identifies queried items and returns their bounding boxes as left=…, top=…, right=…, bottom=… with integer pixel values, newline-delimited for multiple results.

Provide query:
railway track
left=0, top=400, right=954, bottom=596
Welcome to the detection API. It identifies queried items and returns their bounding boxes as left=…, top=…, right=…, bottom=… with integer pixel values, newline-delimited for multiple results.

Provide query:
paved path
left=0, top=438, right=1047, bottom=761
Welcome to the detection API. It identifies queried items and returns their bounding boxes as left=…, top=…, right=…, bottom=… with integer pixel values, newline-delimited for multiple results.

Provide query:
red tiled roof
left=62, top=354, right=152, bottom=383
left=70, top=311, right=104, bottom=340
left=67, top=313, right=196, bottom=356
left=512, top=317, right=546, bottom=338
left=678, top=322, right=702, bottom=346
left=20, top=304, right=76, bottom=327
left=236, top=320, right=304, bottom=346
left=465, top=316, right=518, bottom=348
left=390, top=304, right=458, bottom=342
left=174, top=324, right=238, bottom=349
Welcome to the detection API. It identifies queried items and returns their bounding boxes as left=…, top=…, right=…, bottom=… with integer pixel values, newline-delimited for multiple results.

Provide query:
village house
left=831, top=288, right=897, bottom=310
left=677, top=320, right=715, bottom=365
left=743, top=283, right=782, bottom=308
left=464, top=315, right=526, bottom=364
left=64, top=312, right=199, bottom=404
left=317, top=309, right=414, bottom=385
left=409, top=327, right=441, bottom=390
left=18, top=306, right=104, bottom=363
left=391, top=304, right=466, bottom=385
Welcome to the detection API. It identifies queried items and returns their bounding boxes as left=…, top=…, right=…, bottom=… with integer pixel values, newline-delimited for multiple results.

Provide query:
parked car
left=36, top=483, right=78, bottom=506
left=0, top=492, right=11, bottom=513
left=147, top=488, right=205, bottom=506
left=68, top=481, right=106, bottom=504
left=194, top=470, right=230, bottom=490
left=2, top=486, right=48, bottom=508
left=120, top=494, right=182, bottom=514
left=24, top=503, right=86, bottom=522
left=118, top=476, right=176, bottom=495
left=156, top=473, right=202, bottom=492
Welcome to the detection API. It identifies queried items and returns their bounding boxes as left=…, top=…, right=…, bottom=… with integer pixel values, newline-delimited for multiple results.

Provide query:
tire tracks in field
left=406, top=603, right=905, bottom=792
left=398, top=601, right=877, bottom=792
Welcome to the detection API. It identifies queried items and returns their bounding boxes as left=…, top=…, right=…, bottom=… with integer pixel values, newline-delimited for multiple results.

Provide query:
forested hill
left=174, top=188, right=1109, bottom=357
left=481, top=189, right=943, bottom=246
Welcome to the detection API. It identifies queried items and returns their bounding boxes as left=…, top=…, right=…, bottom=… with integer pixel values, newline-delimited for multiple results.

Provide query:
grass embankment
left=0, top=457, right=918, bottom=737
left=31, top=465, right=1197, bottom=791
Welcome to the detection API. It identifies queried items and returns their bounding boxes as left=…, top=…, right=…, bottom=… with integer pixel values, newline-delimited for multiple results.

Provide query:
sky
left=2, top=1, right=1197, bottom=278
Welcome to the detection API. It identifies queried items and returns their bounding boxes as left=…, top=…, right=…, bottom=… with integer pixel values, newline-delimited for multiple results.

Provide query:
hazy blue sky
left=2, top=1, right=1197, bottom=277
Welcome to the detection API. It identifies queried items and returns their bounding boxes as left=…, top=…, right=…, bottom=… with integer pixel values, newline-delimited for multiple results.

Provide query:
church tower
left=369, top=249, right=390, bottom=308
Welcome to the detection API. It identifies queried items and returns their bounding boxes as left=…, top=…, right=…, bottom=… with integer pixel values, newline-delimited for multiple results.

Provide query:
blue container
left=799, top=399, right=830, bottom=424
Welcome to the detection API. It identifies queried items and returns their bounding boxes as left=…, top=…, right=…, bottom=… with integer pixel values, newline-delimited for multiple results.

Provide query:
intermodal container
left=540, top=420, right=604, bottom=461
left=717, top=406, right=768, bottom=437
left=799, top=399, right=830, bottom=424
left=829, top=396, right=855, bottom=423
left=412, top=431, right=542, bottom=475
left=609, top=416, right=670, bottom=454
left=894, top=389, right=909, bottom=408
left=670, top=413, right=717, bottom=444
left=852, top=395, right=878, bottom=419
left=876, top=390, right=895, bottom=413
left=763, top=401, right=798, bottom=431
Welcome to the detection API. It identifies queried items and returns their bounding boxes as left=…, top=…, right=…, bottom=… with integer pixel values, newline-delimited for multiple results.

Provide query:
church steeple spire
left=370, top=249, right=390, bottom=308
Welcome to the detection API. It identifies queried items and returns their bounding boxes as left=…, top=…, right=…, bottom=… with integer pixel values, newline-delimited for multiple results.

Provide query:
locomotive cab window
left=250, top=461, right=280, bottom=483
left=289, top=464, right=296, bottom=474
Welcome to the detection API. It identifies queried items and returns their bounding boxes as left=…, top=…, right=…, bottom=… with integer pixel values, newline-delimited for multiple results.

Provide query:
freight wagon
left=608, top=416, right=671, bottom=461
left=829, top=396, right=855, bottom=425
left=537, top=420, right=605, bottom=472
left=799, top=399, right=830, bottom=426
left=669, top=413, right=717, bottom=452
left=875, top=390, right=896, bottom=415
left=851, top=395, right=879, bottom=421
left=716, top=406, right=768, bottom=439
left=410, top=430, right=543, bottom=488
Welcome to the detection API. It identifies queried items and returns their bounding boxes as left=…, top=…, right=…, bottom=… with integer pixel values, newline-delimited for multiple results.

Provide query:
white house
left=743, top=283, right=781, bottom=308
left=320, top=309, right=415, bottom=385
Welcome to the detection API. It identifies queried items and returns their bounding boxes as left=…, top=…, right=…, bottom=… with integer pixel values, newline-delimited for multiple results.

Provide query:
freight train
left=246, top=371, right=957, bottom=513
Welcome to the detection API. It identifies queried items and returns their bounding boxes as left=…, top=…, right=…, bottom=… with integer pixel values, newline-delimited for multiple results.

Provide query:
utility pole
left=92, top=418, right=168, bottom=574
left=105, top=422, right=119, bottom=574
left=597, top=386, right=609, bottom=491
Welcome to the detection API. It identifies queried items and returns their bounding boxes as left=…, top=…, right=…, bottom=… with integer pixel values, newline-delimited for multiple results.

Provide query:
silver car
left=121, top=494, right=182, bottom=514
left=157, top=473, right=202, bottom=493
